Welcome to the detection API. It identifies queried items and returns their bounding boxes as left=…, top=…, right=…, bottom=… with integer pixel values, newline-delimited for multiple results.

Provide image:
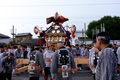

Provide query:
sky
left=0, top=0, right=120, bottom=38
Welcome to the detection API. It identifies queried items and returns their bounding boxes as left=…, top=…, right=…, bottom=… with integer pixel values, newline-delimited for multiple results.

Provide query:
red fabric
left=50, top=57, right=52, bottom=64
left=62, top=69, right=63, bottom=72
left=71, top=25, right=76, bottom=33
left=38, top=39, right=42, bottom=45
left=66, top=68, right=68, bottom=72
left=34, top=63, right=36, bottom=67
left=72, top=34, right=75, bottom=38
left=46, top=43, right=48, bottom=47
left=34, top=27, right=39, bottom=34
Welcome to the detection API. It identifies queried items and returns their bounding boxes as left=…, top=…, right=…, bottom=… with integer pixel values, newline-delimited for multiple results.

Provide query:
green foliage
left=7, top=41, right=18, bottom=48
left=86, top=16, right=120, bottom=40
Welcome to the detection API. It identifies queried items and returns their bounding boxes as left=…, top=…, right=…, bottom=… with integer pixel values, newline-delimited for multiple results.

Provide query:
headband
left=97, top=36, right=110, bottom=40
left=34, top=46, right=40, bottom=49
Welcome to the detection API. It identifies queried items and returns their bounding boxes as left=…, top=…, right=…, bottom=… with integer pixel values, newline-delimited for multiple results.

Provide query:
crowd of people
left=0, top=32, right=120, bottom=80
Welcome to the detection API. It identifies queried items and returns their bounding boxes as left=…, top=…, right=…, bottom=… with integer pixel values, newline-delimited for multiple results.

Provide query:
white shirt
left=43, top=50, right=54, bottom=67
left=89, top=47, right=95, bottom=66
left=117, top=47, right=120, bottom=64
left=81, top=47, right=84, bottom=56
left=0, top=53, right=4, bottom=72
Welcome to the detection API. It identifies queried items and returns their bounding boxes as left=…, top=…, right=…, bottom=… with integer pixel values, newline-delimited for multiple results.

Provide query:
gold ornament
left=54, top=25, right=60, bottom=29
left=52, top=30, right=55, bottom=33
left=57, top=30, right=60, bottom=33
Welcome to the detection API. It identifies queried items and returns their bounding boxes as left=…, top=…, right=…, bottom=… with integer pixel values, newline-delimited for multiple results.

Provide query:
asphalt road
left=12, top=65, right=93, bottom=80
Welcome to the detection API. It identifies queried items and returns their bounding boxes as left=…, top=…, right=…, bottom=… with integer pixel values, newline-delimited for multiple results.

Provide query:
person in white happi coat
left=117, top=47, right=120, bottom=75
left=74, top=44, right=82, bottom=70
left=0, top=53, right=4, bottom=79
left=89, top=40, right=101, bottom=80
left=80, top=45, right=84, bottom=57
left=84, top=45, right=90, bottom=58
left=43, top=47, right=54, bottom=80
left=14, top=44, right=23, bottom=58
left=95, top=32, right=119, bottom=80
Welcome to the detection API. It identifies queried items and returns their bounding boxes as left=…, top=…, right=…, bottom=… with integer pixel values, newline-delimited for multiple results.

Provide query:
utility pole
left=13, top=25, right=14, bottom=43
left=101, top=23, right=103, bottom=32
left=101, top=23, right=105, bottom=32
left=82, top=29, right=84, bottom=42
left=103, top=23, right=105, bottom=32
left=92, top=29, right=94, bottom=41
left=96, top=27, right=98, bottom=39
left=84, top=23, right=86, bottom=45
left=11, top=25, right=16, bottom=44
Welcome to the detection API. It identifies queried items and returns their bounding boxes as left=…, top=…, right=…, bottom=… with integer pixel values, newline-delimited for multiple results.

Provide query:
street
left=12, top=65, right=93, bottom=80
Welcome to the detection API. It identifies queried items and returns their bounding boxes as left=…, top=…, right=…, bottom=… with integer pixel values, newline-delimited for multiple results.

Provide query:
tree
left=86, top=16, right=120, bottom=40
left=7, top=41, right=18, bottom=48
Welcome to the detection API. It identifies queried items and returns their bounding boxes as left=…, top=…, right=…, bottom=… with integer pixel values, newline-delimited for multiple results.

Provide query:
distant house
left=21, top=39, right=39, bottom=46
left=0, top=33, right=12, bottom=44
left=15, top=33, right=33, bottom=43
left=0, top=33, right=10, bottom=39
left=0, top=38, right=13, bottom=44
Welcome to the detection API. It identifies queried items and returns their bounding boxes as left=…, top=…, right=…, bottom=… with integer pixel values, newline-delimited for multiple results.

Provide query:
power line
left=0, top=16, right=103, bottom=20
left=0, top=18, right=43, bottom=19
left=0, top=3, right=120, bottom=7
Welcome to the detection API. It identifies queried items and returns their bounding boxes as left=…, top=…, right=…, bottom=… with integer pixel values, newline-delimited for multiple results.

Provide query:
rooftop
left=21, top=39, right=39, bottom=46
left=15, top=33, right=33, bottom=37
left=0, top=33, right=10, bottom=39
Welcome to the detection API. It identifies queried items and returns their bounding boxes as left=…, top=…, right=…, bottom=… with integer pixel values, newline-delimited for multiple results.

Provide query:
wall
left=15, top=35, right=32, bottom=43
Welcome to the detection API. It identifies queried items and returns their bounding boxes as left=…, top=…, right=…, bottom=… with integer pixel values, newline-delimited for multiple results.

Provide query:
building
left=0, top=38, right=13, bottom=44
left=0, top=33, right=10, bottom=39
left=0, top=33, right=12, bottom=44
left=71, top=31, right=92, bottom=45
left=15, top=33, right=33, bottom=43
left=21, top=38, right=39, bottom=46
